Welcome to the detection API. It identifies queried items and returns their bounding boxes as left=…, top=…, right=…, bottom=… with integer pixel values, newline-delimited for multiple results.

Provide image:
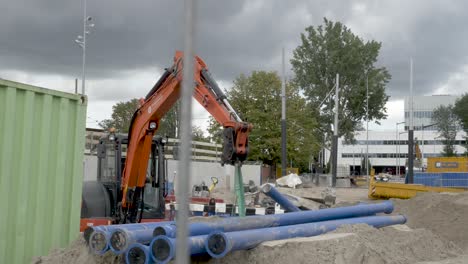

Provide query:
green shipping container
left=0, top=79, right=87, bottom=263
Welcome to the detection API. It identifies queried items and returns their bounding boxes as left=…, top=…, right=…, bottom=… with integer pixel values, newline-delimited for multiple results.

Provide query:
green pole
left=234, top=162, right=246, bottom=217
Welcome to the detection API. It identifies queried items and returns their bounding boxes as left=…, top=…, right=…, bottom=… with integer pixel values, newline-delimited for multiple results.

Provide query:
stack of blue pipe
left=85, top=200, right=406, bottom=264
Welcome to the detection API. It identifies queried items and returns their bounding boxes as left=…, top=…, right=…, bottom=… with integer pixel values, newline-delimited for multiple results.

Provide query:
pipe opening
left=110, top=230, right=127, bottom=252
left=383, top=201, right=394, bottom=214
left=127, top=246, right=147, bottom=264
left=261, top=184, right=272, bottom=193
left=153, top=226, right=167, bottom=237
left=89, top=232, right=107, bottom=253
left=152, top=238, right=171, bottom=262
left=207, top=233, right=227, bottom=256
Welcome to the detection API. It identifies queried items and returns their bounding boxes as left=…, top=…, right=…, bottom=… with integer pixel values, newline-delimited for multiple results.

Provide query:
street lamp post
left=366, top=75, right=369, bottom=185
left=399, top=131, right=408, bottom=176
left=408, top=58, right=414, bottom=183
left=434, top=135, right=443, bottom=155
left=396, top=122, right=405, bottom=175
left=331, top=73, right=339, bottom=187
left=421, top=123, right=438, bottom=170
left=352, top=146, right=355, bottom=175
left=75, top=0, right=95, bottom=95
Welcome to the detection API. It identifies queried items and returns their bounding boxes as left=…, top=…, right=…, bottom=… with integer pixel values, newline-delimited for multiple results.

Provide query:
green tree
left=99, top=99, right=140, bottom=132
left=291, top=18, right=390, bottom=143
left=157, top=101, right=180, bottom=138
left=207, top=71, right=319, bottom=170
left=99, top=98, right=180, bottom=136
left=454, top=94, right=468, bottom=154
left=432, top=105, right=458, bottom=157
left=207, top=118, right=223, bottom=144
left=192, top=125, right=209, bottom=142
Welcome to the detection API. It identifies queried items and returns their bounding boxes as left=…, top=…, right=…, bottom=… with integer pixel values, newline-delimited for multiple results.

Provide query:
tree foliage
left=207, top=71, right=319, bottom=170
left=99, top=99, right=140, bottom=133
left=192, top=125, right=209, bottom=142
left=158, top=101, right=180, bottom=138
left=291, top=18, right=390, bottom=143
left=432, top=105, right=458, bottom=157
left=454, top=94, right=468, bottom=154
left=99, top=98, right=180, bottom=137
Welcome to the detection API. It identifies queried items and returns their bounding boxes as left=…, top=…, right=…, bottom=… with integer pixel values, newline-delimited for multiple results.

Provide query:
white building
left=334, top=95, right=465, bottom=175
left=338, top=130, right=466, bottom=175
left=404, top=95, right=459, bottom=131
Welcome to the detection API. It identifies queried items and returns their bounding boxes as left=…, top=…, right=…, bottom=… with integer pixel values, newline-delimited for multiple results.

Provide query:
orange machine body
left=120, top=51, right=251, bottom=216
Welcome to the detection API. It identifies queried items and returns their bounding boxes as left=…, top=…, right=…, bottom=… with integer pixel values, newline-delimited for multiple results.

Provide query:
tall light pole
left=399, top=131, right=408, bottom=176
left=75, top=0, right=95, bottom=95
left=331, top=73, right=339, bottom=187
left=407, top=58, right=415, bottom=183
left=281, top=47, right=287, bottom=176
left=366, top=75, right=370, bottom=185
left=396, top=121, right=405, bottom=175
left=317, top=78, right=341, bottom=179
left=421, top=123, right=438, bottom=171
left=434, top=135, right=443, bottom=155
left=352, top=146, right=355, bottom=175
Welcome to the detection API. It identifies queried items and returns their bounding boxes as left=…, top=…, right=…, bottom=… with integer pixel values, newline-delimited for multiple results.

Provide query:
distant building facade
left=332, top=95, right=465, bottom=175
left=404, top=95, right=459, bottom=131
left=337, top=130, right=466, bottom=175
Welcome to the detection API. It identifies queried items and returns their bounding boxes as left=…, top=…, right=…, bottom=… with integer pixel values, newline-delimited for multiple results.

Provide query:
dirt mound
left=31, top=238, right=122, bottom=264
left=392, top=191, right=468, bottom=252
left=211, top=224, right=463, bottom=264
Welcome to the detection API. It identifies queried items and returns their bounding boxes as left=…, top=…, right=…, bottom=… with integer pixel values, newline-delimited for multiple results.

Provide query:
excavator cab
left=81, top=133, right=167, bottom=226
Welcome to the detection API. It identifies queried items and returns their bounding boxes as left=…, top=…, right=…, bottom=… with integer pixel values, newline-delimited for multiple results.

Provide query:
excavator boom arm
left=120, top=51, right=251, bottom=220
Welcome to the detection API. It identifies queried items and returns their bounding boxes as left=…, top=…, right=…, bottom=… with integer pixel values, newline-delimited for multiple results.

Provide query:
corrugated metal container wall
left=427, top=157, right=468, bottom=173
left=0, top=80, right=87, bottom=264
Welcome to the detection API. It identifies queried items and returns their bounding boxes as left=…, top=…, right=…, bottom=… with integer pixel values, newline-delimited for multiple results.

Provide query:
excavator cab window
left=95, top=134, right=166, bottom=220
left=97, top=142, right=118, bottom=182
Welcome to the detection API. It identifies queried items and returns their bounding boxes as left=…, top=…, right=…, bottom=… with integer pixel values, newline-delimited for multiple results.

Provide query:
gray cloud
left=348, top=1, right=468, bottom=98
left=1, top=0, right=468, bottom=105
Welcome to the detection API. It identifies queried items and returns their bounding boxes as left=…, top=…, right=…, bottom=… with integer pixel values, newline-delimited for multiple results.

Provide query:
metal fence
left=414, top=172, right=468, bottom=188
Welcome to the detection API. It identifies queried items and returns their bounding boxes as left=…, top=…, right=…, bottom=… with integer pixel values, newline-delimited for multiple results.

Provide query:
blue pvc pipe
left=89, top=230, right=110, bottom=255
left=261, top=184, right=301, bottom=212
left=88, top=225, right=136, bottom=255
left=84, top=225, right=106, bottom=244
left=149, top=235, right=207, bottom=264
left=109, top=222, right=172, bottom=254
left=153, top=201, right=394, bottom=238
left=125, top=244, right=151, bottom=264
left=88, top=221, right=173, bottom=255
left=205, top=215, right=407, bottom=258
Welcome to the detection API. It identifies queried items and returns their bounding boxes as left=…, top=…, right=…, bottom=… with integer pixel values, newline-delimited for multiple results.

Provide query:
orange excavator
left=80, top=51, right=252, bottom=230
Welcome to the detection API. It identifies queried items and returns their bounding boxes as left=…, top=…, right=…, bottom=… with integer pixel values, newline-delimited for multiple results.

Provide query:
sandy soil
left=212, top=224, right=464, bottom=264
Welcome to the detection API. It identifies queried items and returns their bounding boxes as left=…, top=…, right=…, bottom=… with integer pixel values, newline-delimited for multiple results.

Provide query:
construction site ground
left=33, top=187, right=468, bottom=264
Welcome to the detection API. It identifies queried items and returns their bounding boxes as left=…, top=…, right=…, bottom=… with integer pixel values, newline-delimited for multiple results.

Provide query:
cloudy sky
left=2, top=0, right=467, bottom=131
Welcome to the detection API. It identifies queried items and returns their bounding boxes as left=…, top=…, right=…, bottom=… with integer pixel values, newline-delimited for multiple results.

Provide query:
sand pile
left=212, top=192, right=468, bottom=264
left=392, top=191, right=468, bottom=252
left=31, top=238, right=122, bottom=264
left=210, top=224, right=463, bottom=264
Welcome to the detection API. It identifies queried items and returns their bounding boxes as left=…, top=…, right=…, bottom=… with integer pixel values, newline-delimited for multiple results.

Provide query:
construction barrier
left=414, top=172, right=468, bottom=188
